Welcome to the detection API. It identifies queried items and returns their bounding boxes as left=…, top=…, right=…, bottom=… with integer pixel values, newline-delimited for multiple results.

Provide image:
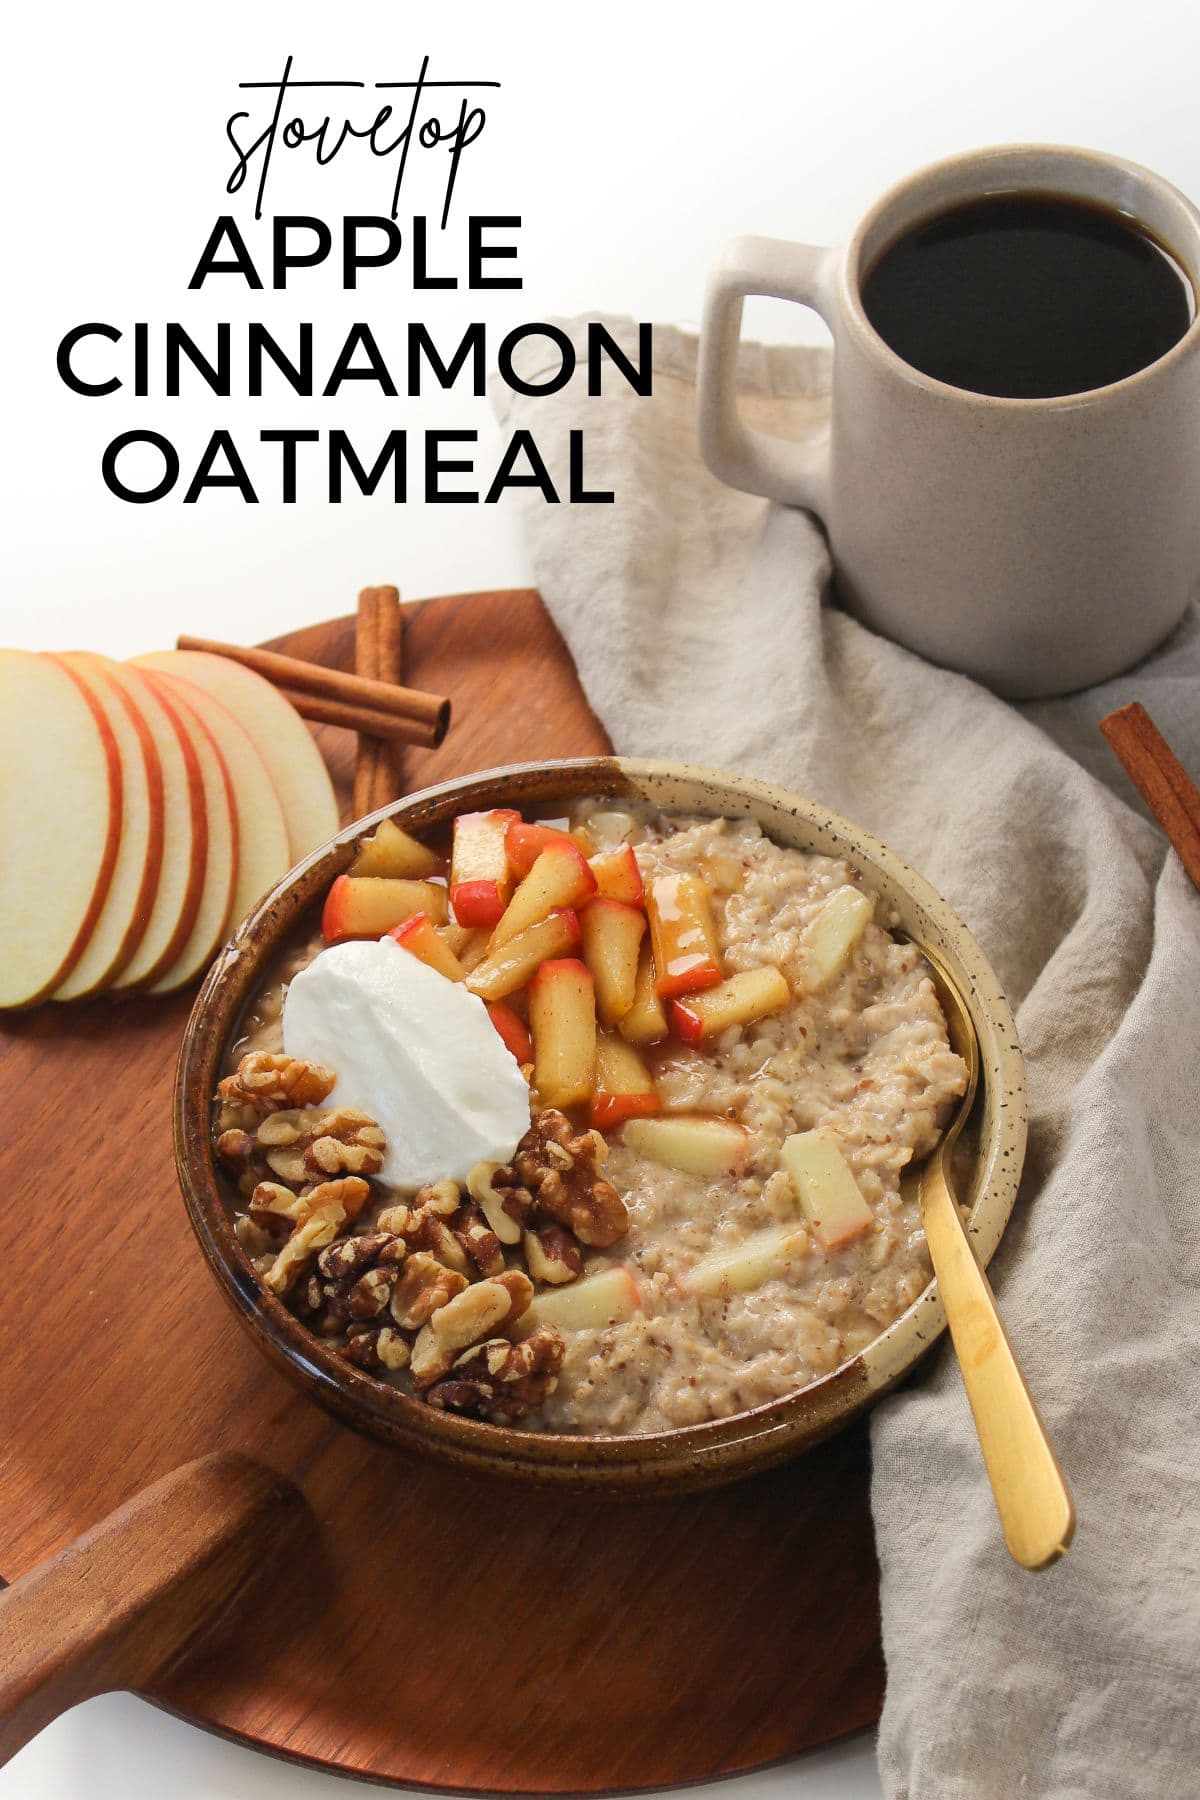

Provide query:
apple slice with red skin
left=491, top=840, right=598, bottom=948
left=450, top=809, right=520, bottom=928
left=671, top=965, right=791, bottom=1043
left=590, top=1031, right=661, bottom=1131
left=646, top=873, right=723, bottom=998
left=486, top=1001, right=533, bottom=1064
left=131, top=648, right=337, bottom=863
left=146, top=668, right=290, bottom=934
left=464, top=909, right=582, bottom=1003
left=105, top=662, right=207, bottom=992
left=505, top=820, right=581, bottom=878
left=588, top=845, right=644, bottom=907
left=527, top=957, right=597, bottom=1108
left=618, top=940, right=669, bottom=1045
left=323, top=876, right=449, bottom=944
left=49, top=653, right=165, bottom=999
left=0, top=652, right=122, bottom=1008
left=387, top=910, right=465, bottom=980
left=580, top=897, right=647, bottom=1028
left=135, top=671, right=238, bottom=996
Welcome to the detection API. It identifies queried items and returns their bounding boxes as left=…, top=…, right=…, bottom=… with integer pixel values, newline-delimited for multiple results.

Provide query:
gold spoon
left=915, top=940, right=1075, bottom=1570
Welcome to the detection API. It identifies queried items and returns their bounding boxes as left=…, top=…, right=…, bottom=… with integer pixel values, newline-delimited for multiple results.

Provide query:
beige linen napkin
left=492, top=318, right=1200, bottom=1800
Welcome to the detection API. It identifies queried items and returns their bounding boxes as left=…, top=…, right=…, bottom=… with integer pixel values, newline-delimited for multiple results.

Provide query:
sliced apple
left=464, top=909, right=582, bottom=1002
left=491, top=840, right=598, bottom=948
left=450, top=809, right=520, bottom=927
left=387, top=910, right=465, bottom=979
left=579, top=897, right=646, bottom=1029
left=781, top=1129, right=874, bottom=1250
left=800, top=886, right=874, bottom=991
left=149, top=669, right=290, bottom=933
left=618, top=940, right=669, bottom=1045
left=588, top=844, right=644, bottom=906
left=486, top=1001, right=533, bottom=1064
left=322, top=875, right=449, bottom=943
left=135, top=672, right=238, bottom=995
left=622, top=1114, right=750, bottom=1179
left=646, top=873, right=723, bottom=998
left=679, top=1224, right=810, bottom=1298
left=348, top=817, right=442, bottom=880
left=51, top=653, right=165, bottom=999
left=505, top=819, right=586, bottom=878
left=671, top=965, right=790, bottom=1043
left=527, top=957, right=597, bottom=1108
left=517, top=1265, right=643, bottom=1335
left=0, top=652, right=121, bottom=1008
left=131, top=648, right=338, bottom=863
left=106, top=662, right=207, bottom=992
left=591, top=1032, right=660, bottom=1131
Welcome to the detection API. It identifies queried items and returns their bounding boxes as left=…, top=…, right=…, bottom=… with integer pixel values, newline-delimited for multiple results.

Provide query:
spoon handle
left=921, top=1164, right=1076, bottom=1570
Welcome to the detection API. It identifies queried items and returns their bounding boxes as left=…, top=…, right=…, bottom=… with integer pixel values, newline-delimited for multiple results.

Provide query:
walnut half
left=514, top=1111, right=628, bottom=1248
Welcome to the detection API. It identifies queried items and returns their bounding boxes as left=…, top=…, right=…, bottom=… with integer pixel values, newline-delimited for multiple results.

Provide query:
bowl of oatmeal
left=175, top=758, right=1026, bottom=1492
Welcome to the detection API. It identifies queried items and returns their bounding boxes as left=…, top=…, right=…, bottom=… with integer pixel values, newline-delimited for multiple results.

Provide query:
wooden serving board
left=0, top=590, right=884, bottom=1792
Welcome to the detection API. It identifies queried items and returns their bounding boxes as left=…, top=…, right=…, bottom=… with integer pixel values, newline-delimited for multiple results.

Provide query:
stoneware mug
left=697, top=144, right=1200, bottom=699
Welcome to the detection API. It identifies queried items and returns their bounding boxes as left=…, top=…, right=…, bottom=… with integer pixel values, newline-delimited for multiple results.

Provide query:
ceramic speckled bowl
left=175, top=758, right=1027, bottom=1494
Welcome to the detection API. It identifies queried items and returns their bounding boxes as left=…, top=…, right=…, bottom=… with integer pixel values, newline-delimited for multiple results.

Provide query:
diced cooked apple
left=505, top=819, right=586, bottom=877
left=590, top=1032, right=660, bottom=1130
left=679, top=1224, right=810, bottom=1298
left=800, top=886, right=874, bottom=990
left=618, top=940, right=669, bottom=1045
left=527, top=957, right=597, bottom=1108
left=579, top=897, right=646, bottom=1027
left=646, top=873, right=723, bottom=998
left=464, top=909, right=582, bottom=1001
left=622, top=1114, right=749, bottom=1178
left=486, top=1000, right=533, bottom=1063
left=321, top=875, right=449, bottom=944
left=388, top=911, right=465, bottom=980
left=518, top=1265, right=643, bottom=1334
left=588, top=844, right=645, bottom=906
left=349, top=817, right=442, bottom=880
left=781, top=1129, right=875, bottom=1250
left=440, top=923, right=492, bottom=972
left=491, top=840, right=598, bottom=947
left=450, top=808, right=520, bottom=927
left=670, top=964, right=791, bottom=1043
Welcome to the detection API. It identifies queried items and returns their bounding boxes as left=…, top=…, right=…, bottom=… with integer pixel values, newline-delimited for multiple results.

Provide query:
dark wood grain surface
left=0, top=590, right=884, bottom=1792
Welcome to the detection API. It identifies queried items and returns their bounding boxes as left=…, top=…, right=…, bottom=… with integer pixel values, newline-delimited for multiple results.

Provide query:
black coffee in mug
left=861, top=193, right=1194, bottom=397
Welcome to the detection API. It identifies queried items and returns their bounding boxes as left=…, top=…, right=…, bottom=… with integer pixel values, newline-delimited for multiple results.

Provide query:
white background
left=4, top=1, right=1198, bottom=1795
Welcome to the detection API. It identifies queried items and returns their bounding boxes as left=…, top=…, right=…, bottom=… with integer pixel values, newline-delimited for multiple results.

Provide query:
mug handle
left=697, top=235, right=838, bottom=515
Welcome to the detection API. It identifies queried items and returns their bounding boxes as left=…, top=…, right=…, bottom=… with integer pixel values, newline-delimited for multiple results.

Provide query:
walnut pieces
left=512, top=1110, right=629, bottom=1249
left=426, top=1328, right=566, bottom=1422
left=215, top=1052, right=336, bottom=1133
left=215, top=1051, right=632, bottom=1427
left=410, top=1269, right=534, bottom=1388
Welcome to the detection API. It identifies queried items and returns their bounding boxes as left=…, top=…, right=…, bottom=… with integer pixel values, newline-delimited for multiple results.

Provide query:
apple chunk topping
left=781, top=1129, right=874, bottom=1250
left=450, top=808, right=520, bottom=928
left=580, top=896, right=646, bottom=1028
left=527, top=957, right=597, bottom=1109
left=350, top=817, right=442, bottom=880
left=670, top=965, right=790, bottom=1043
left=679, top=1224, right=810, bottom=1298
left=618, top=940, right=669, bottom=1045
left=646, top=873, right=723, bottom=998
left=322, top=875, right=449, bottom=944
left=591, top=1032, right=660, bottom=1132
left=518, top=1265, right=643, bottom=1335
left=622, top=1114, right=750, bottom=1179
left=491, top=840, right=598, bottom=947
left=800, top=886, right=874, bottom=990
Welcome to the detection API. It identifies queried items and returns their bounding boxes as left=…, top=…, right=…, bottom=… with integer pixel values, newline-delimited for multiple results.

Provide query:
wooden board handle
left=0, top=1454, right=309, bottom=1766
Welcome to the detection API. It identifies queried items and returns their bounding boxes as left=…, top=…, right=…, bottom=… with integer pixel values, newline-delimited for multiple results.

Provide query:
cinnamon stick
left=278, top=687, right=447, bottom=749
left=352, top=586, right=406, bottom=817
left=1100, top=702, right=1200, bottom=893
left=174, top=633, right=447, bottom=737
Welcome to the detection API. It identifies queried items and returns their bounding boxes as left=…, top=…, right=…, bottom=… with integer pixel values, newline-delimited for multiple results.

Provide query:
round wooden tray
left=0, top=591, right=883, bottom=1793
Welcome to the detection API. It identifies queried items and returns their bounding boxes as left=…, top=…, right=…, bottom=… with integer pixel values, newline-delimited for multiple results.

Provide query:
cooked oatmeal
left=216, top=804, right=968, bottom=1435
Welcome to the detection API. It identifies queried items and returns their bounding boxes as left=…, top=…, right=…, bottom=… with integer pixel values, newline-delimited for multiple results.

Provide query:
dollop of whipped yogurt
left=282, top=937, right=530, bottom=1190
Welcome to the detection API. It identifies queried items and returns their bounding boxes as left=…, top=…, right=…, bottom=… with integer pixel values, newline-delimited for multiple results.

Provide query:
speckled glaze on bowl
left=175, top=759, right=1027, bottom=1494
